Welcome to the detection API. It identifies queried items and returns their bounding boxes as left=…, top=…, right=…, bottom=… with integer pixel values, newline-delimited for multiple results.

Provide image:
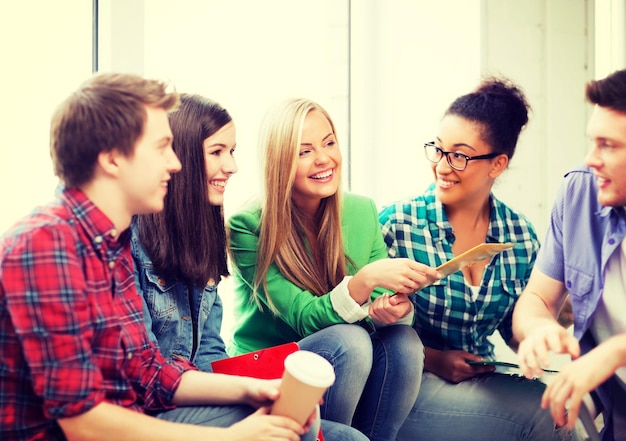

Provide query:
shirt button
left=109, top=261, right=115, bottom=269
left=127, top=352, right=133, bottom=360
left=181, top=315, right=191, bottom=321
left=608, top=238, right=615, bottom=245
left=110, top=229, right=118, bottom=238
left=566, top=280, right=572, bottom=288
left=94, top=236, right=103, bottom=244
left=157, top=278, right=166, bottom=286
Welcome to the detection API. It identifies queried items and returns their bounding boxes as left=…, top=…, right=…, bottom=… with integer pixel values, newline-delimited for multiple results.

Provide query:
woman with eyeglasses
left=380, top=77, right=578, bottom=440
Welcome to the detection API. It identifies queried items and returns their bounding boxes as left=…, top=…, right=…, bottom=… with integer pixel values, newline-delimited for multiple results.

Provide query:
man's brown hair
left=585, top=69, right=626, bottom=113
left=50, top=72, right=179, bottom=188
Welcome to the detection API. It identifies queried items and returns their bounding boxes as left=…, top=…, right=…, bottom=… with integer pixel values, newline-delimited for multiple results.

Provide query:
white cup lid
left=284, top=350, right=336, bottom=388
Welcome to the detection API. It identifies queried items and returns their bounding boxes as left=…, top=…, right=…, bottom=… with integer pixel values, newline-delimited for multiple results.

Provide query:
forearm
left=513, top=269, right=570, bottom=340
left=595, top=334, right=626, bottom=371
left=512, top=291, right=562, bottom=340
left=348, top=268, right=377, bottom=304
left=173, top=370, right=250, bottom=406
left=58, top=401, right=224, bottom=441
left=423, top=346, right=443, bottom=374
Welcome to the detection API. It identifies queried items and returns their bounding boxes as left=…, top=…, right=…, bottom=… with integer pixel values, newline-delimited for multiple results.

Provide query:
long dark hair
left=136, top=94, right=232, bottom=287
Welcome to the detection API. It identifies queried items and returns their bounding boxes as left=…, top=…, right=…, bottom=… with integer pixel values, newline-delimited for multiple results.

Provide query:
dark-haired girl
left=380, top=77, right=577, bottom=440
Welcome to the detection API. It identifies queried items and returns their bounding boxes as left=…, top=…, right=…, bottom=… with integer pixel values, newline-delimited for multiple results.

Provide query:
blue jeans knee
left=299, top=324, right=373, bottom=424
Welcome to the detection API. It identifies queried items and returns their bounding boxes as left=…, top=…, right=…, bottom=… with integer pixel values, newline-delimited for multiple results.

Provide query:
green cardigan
left=227, top=192, right=389, bottom=355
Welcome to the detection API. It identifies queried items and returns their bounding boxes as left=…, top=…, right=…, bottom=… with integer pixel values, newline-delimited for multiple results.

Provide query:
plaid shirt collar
left=59, top=185, right=131, bottom=251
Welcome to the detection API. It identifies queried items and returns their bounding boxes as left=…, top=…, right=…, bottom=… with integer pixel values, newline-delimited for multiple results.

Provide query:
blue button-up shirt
left=534, top=166, right=626, bottom=439
left=535, top=166, right=626, bottom=340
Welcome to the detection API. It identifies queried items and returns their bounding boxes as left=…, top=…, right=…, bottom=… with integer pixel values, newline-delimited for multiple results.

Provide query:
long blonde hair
left=253, top=98, right=348, bottom=311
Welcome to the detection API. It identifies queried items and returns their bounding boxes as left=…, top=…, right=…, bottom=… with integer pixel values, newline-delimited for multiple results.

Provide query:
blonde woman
left=227, top=98, right=440, bottom=440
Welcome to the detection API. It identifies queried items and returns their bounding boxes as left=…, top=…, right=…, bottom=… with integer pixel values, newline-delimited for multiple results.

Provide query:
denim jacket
left=130, top=222, right=227, bottom=372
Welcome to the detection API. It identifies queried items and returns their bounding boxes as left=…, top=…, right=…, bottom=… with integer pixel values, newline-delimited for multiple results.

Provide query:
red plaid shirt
left=0, top=187, right=195, bottom=440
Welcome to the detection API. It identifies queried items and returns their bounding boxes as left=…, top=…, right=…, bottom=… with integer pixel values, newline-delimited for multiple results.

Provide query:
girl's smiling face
left=432, top=114, right=503, bottom=208
left=203, top=121, right=237, bottom=206
left=291, top=109, right=341, bottom=215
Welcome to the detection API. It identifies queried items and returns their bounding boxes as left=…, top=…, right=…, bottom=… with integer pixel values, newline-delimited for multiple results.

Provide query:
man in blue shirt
left=513, top=68, right=626, bottom=441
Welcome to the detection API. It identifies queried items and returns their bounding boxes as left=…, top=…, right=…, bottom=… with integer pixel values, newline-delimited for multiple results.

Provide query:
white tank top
left=590, top=232, right=626, bottom=389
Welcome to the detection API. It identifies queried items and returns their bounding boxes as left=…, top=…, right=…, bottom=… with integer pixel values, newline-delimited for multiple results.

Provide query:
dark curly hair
left=445, top=76, right=531, bottom=160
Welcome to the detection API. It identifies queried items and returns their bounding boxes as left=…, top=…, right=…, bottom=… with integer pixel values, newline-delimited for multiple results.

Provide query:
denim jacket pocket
left=144, top=270, right=177, bottom=320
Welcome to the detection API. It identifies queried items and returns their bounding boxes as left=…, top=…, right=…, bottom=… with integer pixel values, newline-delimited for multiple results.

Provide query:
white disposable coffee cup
left=271, top=350, right=336, bottom=425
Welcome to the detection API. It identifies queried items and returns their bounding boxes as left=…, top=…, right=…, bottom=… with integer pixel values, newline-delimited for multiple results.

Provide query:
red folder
left=211, top=342, right=299, bottom=379
left=211, top=342, right=325, bottom=441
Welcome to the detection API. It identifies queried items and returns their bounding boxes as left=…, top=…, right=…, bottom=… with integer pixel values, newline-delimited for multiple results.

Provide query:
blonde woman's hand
left=359, top=258, right=440, bottom=294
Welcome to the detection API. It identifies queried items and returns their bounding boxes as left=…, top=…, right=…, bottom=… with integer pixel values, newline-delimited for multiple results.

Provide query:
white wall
left=0, top=1, right=92, bottom=233
left=480, top=0, right=593, bottom=238
left=349, top=0, right=481, bottom=207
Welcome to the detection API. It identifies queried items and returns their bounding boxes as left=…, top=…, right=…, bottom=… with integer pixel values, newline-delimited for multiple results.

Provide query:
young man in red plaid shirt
left=0, top=73, right=351, bottom=441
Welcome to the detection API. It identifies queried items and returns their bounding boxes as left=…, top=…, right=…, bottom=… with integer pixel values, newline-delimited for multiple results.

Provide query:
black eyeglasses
left=423, top=142, right=499, bottom=171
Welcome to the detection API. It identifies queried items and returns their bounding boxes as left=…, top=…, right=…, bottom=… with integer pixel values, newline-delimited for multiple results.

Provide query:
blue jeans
left=299, top=323, right=424, bottom=441
left=156, top=403, right=367, bottom=441
left=397, top=371, right=581, bottom=441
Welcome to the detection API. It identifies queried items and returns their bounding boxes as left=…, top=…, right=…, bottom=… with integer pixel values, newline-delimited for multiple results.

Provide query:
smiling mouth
left=437, top=178, right=458, bottom=188
left=210, top=180, right=227, bottom=188
left=311, top=169, right=333, bottom=180
left=596, top=176, right=610, bottom=185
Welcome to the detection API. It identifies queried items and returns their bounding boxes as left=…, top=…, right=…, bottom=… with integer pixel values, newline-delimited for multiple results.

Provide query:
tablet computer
left=466, top=360, right=559, bottom=374
left=436, top=242, right=516, bottom=278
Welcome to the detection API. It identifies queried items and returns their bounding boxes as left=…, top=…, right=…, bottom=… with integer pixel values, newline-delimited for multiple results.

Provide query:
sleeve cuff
left=330, top=276, right=370, bottom=323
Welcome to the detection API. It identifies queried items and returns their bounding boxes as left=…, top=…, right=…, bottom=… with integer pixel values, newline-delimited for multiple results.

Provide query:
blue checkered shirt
left=379, top=184, right=540, bottom=357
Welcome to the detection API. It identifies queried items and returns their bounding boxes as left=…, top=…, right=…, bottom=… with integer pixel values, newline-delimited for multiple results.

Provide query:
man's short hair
left=50, top=72, right=179, bottom=188
left=585, top=69, right=626, bottom=113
